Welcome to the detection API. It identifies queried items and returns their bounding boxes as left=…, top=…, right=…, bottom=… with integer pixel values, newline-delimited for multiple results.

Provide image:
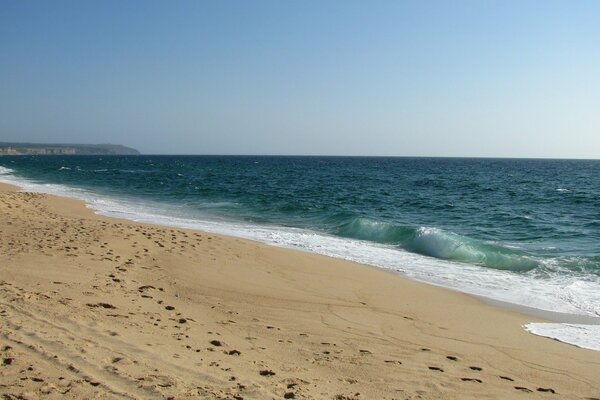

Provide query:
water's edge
left=524, top=323, right=600, bottom=352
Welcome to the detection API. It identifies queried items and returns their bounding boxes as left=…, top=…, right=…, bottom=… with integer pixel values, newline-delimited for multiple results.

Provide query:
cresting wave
left=335, top=217, right=539, bottom=272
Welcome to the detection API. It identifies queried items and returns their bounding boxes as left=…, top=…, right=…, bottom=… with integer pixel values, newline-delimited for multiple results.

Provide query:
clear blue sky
left=1, top=0, right=599, bottom=157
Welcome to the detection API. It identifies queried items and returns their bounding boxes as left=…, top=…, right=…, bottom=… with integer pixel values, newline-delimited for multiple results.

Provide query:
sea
left=1, top=155, right=599, bottom=350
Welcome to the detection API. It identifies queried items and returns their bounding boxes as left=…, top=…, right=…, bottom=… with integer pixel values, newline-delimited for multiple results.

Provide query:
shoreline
left=2, top=176, right=598, bottom=327
left=2, top=181, right=600, bottom=398
left=2, top=166, right=599, bottom=324
left=474, top=295, right=600, bottom=325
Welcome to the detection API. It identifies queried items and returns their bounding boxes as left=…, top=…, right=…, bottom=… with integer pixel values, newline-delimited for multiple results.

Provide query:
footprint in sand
left=514, top=386, right=533, bottom=393
left=87, top=302, right=117, bottom=309
left=259, top=369, right=276, bottom=376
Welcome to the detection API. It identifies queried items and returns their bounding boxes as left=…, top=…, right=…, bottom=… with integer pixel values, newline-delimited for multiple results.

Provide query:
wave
left=335, top=217, right=539, bottom=271
left=117, top=169, right=152, bottom=174
left=0, top=166, right=15, bottom=175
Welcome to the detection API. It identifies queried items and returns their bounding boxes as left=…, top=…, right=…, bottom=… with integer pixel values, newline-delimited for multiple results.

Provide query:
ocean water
left=1, top=156, right=599, bottom=350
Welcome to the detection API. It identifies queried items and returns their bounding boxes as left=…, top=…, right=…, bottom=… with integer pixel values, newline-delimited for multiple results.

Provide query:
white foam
left=0, top=166, right=15, bottom=175
left=2, top=169, right=600, bottom=351
left=525, top=323, right=600, bottom=351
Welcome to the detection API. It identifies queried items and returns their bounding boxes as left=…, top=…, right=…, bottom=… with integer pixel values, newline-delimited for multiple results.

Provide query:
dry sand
left=1, top=182, right=599, bottom=399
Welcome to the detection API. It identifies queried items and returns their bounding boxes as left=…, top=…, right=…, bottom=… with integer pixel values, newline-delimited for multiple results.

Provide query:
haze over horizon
left=1, top=1, right=599, bottom=158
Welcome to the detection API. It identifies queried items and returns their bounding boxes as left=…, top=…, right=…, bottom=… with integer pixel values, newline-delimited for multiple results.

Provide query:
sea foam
left=525, top=323, right=600, bottom=351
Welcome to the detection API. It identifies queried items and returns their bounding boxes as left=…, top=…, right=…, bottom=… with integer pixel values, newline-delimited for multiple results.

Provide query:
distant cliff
left=0, top=142, right=140, bottom=155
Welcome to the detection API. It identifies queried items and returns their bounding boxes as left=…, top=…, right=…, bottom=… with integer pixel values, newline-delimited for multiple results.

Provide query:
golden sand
left=1, top=182, right=599, bottom=399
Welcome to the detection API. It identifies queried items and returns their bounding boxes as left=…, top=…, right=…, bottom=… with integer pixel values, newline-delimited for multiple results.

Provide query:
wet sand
left=1, top=182, right=599, bottom=399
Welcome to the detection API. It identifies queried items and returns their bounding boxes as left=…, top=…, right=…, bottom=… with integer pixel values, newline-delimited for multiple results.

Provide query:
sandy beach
left=1, top=181, right=599, bottom=400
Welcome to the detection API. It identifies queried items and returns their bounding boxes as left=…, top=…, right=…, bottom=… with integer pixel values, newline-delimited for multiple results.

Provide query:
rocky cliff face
left=0, top=143, right=140, bottom=155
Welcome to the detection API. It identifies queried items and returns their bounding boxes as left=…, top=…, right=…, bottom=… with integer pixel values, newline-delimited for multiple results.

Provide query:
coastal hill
left=0, top=142, right=140, bottom=155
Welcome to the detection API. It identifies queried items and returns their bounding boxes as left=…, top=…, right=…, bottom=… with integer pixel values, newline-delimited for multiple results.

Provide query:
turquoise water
left=1, top=156, right=600, bottom=320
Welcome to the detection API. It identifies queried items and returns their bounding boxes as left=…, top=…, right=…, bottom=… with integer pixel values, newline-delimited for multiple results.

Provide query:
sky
left=1, top=0, right=599, bottom=157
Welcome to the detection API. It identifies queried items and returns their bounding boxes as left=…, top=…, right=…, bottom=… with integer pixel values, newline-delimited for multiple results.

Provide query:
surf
left=335, top=217, right=539, bottom=271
